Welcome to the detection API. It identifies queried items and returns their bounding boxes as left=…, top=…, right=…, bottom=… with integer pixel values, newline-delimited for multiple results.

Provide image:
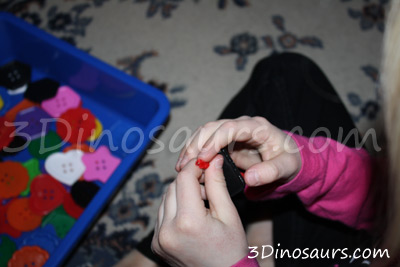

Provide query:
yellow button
left=88, top=119, right=103, bottom=141
left=0, top=95, right=3, bottom=110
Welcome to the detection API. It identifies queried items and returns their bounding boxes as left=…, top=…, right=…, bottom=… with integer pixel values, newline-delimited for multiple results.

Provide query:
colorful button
left=7, top=198, right=43, bottom=232
left=29, top=174, right=67, bottom=215
left=0, top=203, right=21, bottom=238
left=0, top=117, right=15, bottom=151
left=14, top=106, right=52, bottom=140
left=8, top=246, right=49, bottom=267
left=41, top=85, right=81, bottom=118
left=20, top=225, right=60, bottom=254
left=28, top=131, right=62, bottom=159
left=71, top=181, right=100, bottom=208
left=24, top=78, right=59, bottom=103
left=63, top=193, right=84, bottom=219
left=42, top=206, right=75, bottom=238
left=0, top=236, right=17, bottom=267
left=0, top=161, right=29, bottom=199
left=82, top=146, right=121, bottom=183
left=0, top=61, right=31, bottom=91
left=88, top=118, right=103, bottom=141
left=44, top=149, right=86, bottom=186
left=57, top=107, right=96, bottom=144
left=21, top=158, right=41, bottom=196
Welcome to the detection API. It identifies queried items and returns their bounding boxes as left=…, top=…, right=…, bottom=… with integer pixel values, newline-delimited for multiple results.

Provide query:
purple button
left=14, top=106, right=52, bottom=140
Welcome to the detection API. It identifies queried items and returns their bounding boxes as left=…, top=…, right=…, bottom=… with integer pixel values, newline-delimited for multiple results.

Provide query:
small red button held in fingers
left=195, top=159, right=209, bottom=170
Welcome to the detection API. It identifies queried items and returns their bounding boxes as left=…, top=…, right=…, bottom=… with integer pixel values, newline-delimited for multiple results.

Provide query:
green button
left=42, top=206, right=75, bottom=238
left=0, top=235, right=17, bottom=267
left=28, top=131, right=62, bottom=159
left=21, top=158, right=41, bottom=196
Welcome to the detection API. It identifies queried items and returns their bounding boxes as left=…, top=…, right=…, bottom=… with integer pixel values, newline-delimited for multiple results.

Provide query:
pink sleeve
left=231, top=252, right=259, bottom=267
left=244, top=133, right=374, bottom=230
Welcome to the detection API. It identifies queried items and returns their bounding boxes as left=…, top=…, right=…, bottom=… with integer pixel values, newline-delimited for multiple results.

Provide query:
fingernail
left=214, top=157, right=224, bottom=169
left=246, top=169, right=259, bottom=185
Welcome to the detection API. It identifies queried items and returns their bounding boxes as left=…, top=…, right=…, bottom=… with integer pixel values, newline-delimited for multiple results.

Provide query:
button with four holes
left=56, top=107, right=96, bottom=144
left=24, top=78, right=60, bottom=103
left=41, top=85, right=81, bottom=118
left=0, top=61, right=31, bottom=93
left=44, top=149, right=86, bottom=186
left=29, top=174, right=67, bottom=215
left=82, top=146, right=121, bottom=183
left=7, top=198, right=43, bottom=232
left=8, top=246, right=49, bottom=267
left=0, top=161, right=29, bottom=199
left=14, top=106, right=52, bottom=140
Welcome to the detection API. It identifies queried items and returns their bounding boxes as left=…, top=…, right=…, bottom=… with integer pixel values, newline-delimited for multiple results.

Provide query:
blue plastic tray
left=0, top=12, right=169, bottom=266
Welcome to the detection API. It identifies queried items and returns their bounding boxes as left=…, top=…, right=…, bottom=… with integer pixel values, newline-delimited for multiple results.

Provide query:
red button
left=0, top=203, right=21, bottom=238
left=195, top=159, right=209, bottom=169
left=0, top=117, right=15, bottom=151
left=8, top=246, right=49, bottom=267
left=0, top=161, right=29, bottom=199
left=56, top=107, right=96, bottom=144
left=6, top=198, right=43, bottom=232
left=63, top=193, right=84, bottom=219
left=29, top=174, right=67, bottom=215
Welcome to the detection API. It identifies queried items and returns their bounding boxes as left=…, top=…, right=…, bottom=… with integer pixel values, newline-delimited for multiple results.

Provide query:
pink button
left=41, top=86, right=81, bottom=118
left=82, top=146, right=121, bottom=183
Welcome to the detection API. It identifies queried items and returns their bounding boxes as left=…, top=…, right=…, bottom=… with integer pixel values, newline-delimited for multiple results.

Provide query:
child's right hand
left=176, top=116, right=302, bottom=187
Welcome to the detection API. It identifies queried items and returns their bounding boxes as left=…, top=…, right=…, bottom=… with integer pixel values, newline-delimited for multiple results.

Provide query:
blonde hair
left=379, top=0, right=400, bottom=264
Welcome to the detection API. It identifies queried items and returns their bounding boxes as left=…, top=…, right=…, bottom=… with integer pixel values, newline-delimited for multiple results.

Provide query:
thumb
left=244, top=153, right=300, bottom=186
left=204, top=155, right=239, bottom=222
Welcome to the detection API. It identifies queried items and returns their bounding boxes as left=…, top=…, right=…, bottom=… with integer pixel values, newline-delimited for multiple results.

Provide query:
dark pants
left=137, top=53, right=371, bottom=267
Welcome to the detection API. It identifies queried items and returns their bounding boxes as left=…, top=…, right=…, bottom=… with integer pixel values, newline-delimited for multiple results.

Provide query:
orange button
left=0, top=161, right=29, bottom=199
left=6, top=198, right=43, bottom=232
left=4, top=99, right=37, bottom=122
left=8, top=246, right=49, bottom=267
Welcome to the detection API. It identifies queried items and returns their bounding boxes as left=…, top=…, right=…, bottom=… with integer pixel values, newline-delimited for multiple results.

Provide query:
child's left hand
left=151, top=156, right=249, bottom=267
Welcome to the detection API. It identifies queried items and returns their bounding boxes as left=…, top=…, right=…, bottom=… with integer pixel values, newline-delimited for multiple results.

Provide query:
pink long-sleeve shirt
left=232, top=133, right=374, bottom=267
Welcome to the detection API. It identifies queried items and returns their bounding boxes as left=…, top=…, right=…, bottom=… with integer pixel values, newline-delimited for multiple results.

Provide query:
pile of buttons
left=0, top=61, right=121, bottom=266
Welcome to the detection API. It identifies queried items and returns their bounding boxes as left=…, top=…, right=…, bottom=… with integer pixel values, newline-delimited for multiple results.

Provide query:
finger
left=178, top=120, right=228, bottom=171
left=176, top=159, right=206, bottom=215
left=176, top=126, right=202, bottom=171
left=230, top=149, right=262, bottom=170
left=204, top=155, right=239, bottom=222
left=244, top=152, right=300, bottom=186
left=162, top=181, right=177, bottom=223
left=198, top=118, right=270, bottom=162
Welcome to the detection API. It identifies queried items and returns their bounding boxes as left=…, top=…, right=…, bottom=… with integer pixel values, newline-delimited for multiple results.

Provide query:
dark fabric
left=136, top=52, right=372, bottom=266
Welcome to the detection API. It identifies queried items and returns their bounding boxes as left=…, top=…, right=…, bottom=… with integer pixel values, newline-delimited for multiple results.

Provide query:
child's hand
left=152, top=157, right=249, bottom=267
left=176, top=116, right=301, bottom=186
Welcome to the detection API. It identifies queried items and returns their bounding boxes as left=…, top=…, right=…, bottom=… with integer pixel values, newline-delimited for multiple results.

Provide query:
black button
left=24, top=78, right=59, bottom=103
left=0, top=136, right=27, bottom=157
left=0, top=61, right=31, bottom=90
left=70, top=181, right=100, bottom=208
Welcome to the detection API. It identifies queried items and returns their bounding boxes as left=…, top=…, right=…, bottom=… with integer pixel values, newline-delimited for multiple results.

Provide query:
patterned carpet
left=1, top=0, right=386, bottom=265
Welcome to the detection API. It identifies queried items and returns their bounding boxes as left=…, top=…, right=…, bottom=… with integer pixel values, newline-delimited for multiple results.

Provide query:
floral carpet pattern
left=1, top=0, right=386, bottom=265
